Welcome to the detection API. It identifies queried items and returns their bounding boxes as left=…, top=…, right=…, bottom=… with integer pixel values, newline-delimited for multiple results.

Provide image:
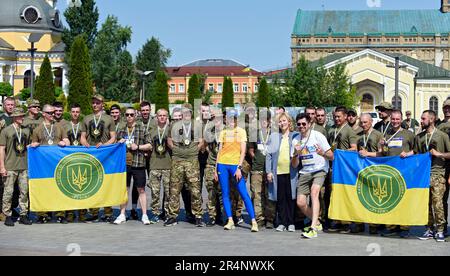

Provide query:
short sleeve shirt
left=384, top=129, right=415, bottom=156
left=63, top=122, right=82, bottom=146
left=169, top=120, right=202, bottom=161
left=149, top=124, right=171, bottom=170
left=328, top=124, right=358, bottom=150
left=81, top=113, right=116, bottom=146
left=0, top=124, right=31, bottom=171
left=356, top=129, right=383, bottom=152
left=293, top=130, right=331, bottom=174
left=414, top=129, right=450, bottom=175
left=32, top=122, right=67, bottom=145
left=217, top=127, right=247, bottom=165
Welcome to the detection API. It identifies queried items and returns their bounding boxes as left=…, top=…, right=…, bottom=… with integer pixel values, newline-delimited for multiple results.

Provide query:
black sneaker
left=130, top=209, right=139, bottom=221
left=185, top=214, right=196, bottom=224
left=327, top=221, right=342, bottom=232
left=100, top=216, right=115, bottom=223
left=206, top=219, right=216, bottom=227
left=164, top=218, right=178, bottom=227
left=266, top=221, right=274, bottom=229
left=195, top=218, right=206, bottom=227
left=19, top=215, right=32, bottom=225
left=11, top=209, right=20, bottom=219
left=340, top=224, right=351, bottom=234
left=4, top=216, right=14, bottom=227
left=369, top=226, right=378, bottom=235
left=57, top=216, right=68, bottom=224
left=36, top=216, right=50, bottom=224
left=84, top=215, right=98, bottom=223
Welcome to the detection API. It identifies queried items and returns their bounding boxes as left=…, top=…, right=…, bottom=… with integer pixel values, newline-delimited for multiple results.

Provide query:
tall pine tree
left=113, top=50, right=136, bottom=103
left=257, top=77, right=269, bottom=108
left=187, top=74, right=201, bottom=107
left=34, top=55, right=55, bottom=106
left=68, top=35, right=93, bottom=115
left=221, top=77, right=234, bottom=108
left=152, top=71, right=169, bottom=111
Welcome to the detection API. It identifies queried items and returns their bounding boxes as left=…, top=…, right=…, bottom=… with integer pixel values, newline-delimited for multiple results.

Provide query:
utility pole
left=387, top=57, right=407, bottom=110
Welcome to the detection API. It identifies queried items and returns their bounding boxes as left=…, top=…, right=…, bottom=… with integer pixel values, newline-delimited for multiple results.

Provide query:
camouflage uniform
left=167, top=119, right=204, bottom=220
left=414, top=128, right=450, bottom=233
left=168, top=159, right=203, bottom=219
left=0, top=118, right=6, bottom=220
left=149, top=170, right=171, bottom=217
left=437, top=120, right=450, bottom=232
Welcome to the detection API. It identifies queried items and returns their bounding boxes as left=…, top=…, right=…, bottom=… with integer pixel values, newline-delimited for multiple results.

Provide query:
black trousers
left=276, top=174, right=295, bottom=227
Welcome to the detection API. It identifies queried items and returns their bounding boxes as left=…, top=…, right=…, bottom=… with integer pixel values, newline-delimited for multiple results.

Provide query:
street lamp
left=28, top=33, right=44, bottom=100
left=67, top=0, right=82, bottom=8
left=135, top=70, right=154, bottom=103
left=387, top=56, right=407, bottom=110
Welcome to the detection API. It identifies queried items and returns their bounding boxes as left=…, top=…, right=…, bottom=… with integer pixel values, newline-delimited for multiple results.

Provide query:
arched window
left=23, top=70, right=32, bottom=89
left=429, top=96, right=439, bottom=116
left=361, top=93, right=374, bottom=112
left=53, top=67, right=63, bottom=88
left=391, top=96, right=402, bottom=111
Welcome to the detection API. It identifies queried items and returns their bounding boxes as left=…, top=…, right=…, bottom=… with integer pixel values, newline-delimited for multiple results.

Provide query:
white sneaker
left=276, top=225, right=286, bottom=232
left=288, top=225, right=296, bottom=232
left=142, top=214, right=150, bottom=225
left=113, top=214, right=126, bottom=225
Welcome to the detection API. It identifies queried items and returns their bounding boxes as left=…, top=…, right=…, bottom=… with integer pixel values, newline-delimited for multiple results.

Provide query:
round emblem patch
left=55, top=153, right=104, bottom=200
left=356, top=165, right=406, bottom=214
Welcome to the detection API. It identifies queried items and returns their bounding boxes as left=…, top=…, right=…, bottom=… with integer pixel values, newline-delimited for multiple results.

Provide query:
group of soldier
left=0, top=94, right=449, bottom=242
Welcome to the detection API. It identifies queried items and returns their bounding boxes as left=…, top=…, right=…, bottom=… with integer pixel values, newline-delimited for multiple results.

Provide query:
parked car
left=369, top=112, right=380, bottom=126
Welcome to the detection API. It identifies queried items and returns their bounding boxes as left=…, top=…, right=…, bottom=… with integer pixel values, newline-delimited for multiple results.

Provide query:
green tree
left=92, top=15, right=132, bottom=101
left=328, top=64, right=357, bottom=108
left=286, top=56, right=316, bottom=107
left=62, top=0, right=99, bottom=54
left=135, top=37, right=171, bottom=101
left=257, top=77, right=270, bottom=108
left=18, top=88, right=31, bottom=101
left=187, top=74, right=201, bottom=107
left=34, top=55, right=55, bottom=106
left=152, top=71, right=169, bottom=111
left=68, top=35, right=93, bottom=115
left=113, top=50, right=136, bottom=102
left=221, top=77, right=234, bottom=108
left=0, top=82, right=13, bottom=100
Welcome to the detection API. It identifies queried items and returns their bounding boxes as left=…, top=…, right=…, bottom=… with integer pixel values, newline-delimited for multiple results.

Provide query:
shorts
left=126, top=167, right=147, bottom=189
left=297, top=170, right=327, bottom=196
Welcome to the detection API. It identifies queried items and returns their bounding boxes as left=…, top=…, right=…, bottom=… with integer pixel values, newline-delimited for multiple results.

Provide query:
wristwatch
left=237, top=165, right=243, bottom=170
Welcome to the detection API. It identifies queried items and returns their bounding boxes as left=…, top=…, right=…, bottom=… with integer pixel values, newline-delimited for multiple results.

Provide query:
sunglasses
left=125, top=113, right=135, bottom=117
left=44, top=111, right=54, bottom=116
left=297, top=122, right=308, bottom=127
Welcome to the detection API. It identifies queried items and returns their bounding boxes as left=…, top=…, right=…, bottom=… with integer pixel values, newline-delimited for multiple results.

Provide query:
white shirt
left=292, top=130, right=331, bottom=174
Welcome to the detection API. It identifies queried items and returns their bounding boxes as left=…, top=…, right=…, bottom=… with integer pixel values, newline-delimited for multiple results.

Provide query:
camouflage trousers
left=250, top=171, right=276, bottom=223
left=149, top=170, right=171, bottom=216
left=2, top=170, right=28, bottom=217
left=168, top=160, right=203, bottom=219
left=204, top=165, right=223, bottom=218
left=428, top=174, right=447, bottom=232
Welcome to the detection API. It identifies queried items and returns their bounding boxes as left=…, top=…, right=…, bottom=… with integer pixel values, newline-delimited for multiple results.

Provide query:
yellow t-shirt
left=277, top=136, right=290, bottom=174
left=217, top=127, right=247, bottom=165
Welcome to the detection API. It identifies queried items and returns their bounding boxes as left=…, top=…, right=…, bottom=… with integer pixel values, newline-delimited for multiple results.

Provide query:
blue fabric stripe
left=28, top=144, right=126, bottom=179
left=332, top=150, right=431, bottom=189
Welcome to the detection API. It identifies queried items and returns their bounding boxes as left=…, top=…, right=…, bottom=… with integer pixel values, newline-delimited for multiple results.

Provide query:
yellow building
left=0, top=0, right=66, bottom=95
left=312, top=49, right=450, bottom=119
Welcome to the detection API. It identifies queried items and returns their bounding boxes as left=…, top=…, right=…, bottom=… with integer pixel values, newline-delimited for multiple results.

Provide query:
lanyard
left=93, top=112, right=102, bottom=129
left=385, top=128, right=402, bottom=144
left=362, top=130, right=373, bottom=148
left=43, top=123, right=54, bottom=139
left=71, top=122, right=79, bottom=139
left=381, top=122, right=391, bottom=137
left=13, top=124, right=22, bottom=144
left=183, top=122, right=192, bottom=139
left=333, top=123, right=347, bottom=143
left=425, top=128, right=436, bottom=151
left=158, top=125, right=167, bottom=144
left=298, top=130, right=312, bottom=154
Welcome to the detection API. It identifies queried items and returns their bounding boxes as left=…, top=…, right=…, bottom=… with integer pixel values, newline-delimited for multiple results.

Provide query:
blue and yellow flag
left=329, top=150, right=430, bottom=225
left=28, top=144, right=128, bottom=212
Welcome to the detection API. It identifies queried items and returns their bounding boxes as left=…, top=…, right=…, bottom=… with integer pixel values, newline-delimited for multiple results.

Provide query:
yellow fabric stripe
left=329, top=184, right=429, bottom=226
left=30, top=173, right=128, bottom=212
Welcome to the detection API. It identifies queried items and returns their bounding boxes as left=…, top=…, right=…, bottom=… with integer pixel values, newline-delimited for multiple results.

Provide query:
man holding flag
left=0, top=108, right=33, bottom=227
left=31, top=104, right=70, bottom=224
left=415, top=110, right=450, bottom=242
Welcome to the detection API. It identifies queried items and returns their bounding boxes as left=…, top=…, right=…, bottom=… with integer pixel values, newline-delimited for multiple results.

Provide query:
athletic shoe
left=113, top=214, right=127, bottom=225
left=56, top=216, right=68, bottom=224
left=4, top=216, right=14, bottom=227
left=141, top=214, right=150, bottom=225
left=150, top=215, right=160, bottom=224
left=435, top=232, right=445, bottom=242
left=276, top=225, right=286, bottom=232
left=251, top=221, right=259, bottom=232
left=195, top=218, right=206, bottom=227
left=418, top=229, right=434, bottom=241
left=302, top=229, right=318, bottom=239
left=19, top=216, right=32, bottom=225
left=288, top=225, right=296, bottom=232
left=164, top=218, right=177, bottom=227
left=224, top=220, right=235, bottom=230
left=304, top=223, right=323, bottom=232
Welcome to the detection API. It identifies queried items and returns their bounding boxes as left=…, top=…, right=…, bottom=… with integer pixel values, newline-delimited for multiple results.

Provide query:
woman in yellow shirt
left=215, top=109, right=258, bottom=232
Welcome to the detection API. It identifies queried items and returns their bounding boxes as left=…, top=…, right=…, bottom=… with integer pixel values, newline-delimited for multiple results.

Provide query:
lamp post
left=28, top=33, right=44, bottom=100
left=387, top=57, right=407, bottom=110
left=67, top=0, right=82, bottom=8
left=135, top=70, right=154, bottom=102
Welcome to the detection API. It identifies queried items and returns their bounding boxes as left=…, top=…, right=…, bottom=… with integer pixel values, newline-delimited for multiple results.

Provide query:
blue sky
left=57, top=0, right=439, bottom=71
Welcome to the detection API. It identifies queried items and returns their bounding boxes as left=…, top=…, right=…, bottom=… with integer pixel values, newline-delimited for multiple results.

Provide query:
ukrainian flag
left=28, top=144, right=128, bottom=212
left=329, top=150, right=430, bottom=225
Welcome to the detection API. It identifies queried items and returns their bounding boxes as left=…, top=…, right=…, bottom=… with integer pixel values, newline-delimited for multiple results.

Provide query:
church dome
left=0, top=0, right=63, bottom=33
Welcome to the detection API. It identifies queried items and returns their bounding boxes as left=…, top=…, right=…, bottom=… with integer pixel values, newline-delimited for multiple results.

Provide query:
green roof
left=293, top=10, right=450, bottom=36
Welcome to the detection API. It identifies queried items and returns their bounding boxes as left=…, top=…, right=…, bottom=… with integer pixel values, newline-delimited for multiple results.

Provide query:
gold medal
left=73, top=140, right=79, bottom=146
left=16, top=144, right=24, bottom=153
left=48, top=139, right=54, bottom=145
left=331, top=142, right=336, bottom=152
left=383, top=145, right=389, bottom=154
left=184, top=139, right=191, bottom=146
left=93, top=129, right=100, bottom=136
left=157, top=145, right=165, bottom=154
